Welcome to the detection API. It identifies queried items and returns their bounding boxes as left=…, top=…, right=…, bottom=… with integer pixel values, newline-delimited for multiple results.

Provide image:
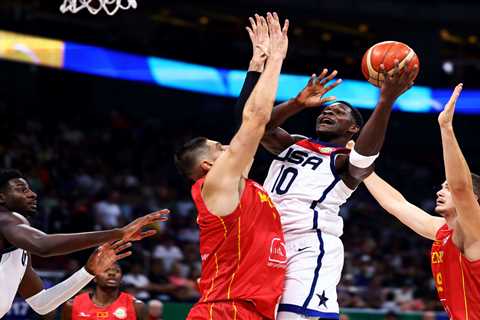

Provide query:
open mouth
left=106, top=279, right=118, bottom=285
left=319, top=117, right=336, bottom=125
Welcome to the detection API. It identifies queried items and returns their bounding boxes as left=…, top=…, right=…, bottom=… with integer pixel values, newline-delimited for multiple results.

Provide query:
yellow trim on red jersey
left=232, top=301, right=238, bottom=320
left=204, top=253, right=219, bottom=302
left=217, top=216, right=227, bottom=239
left=227, top=217, right=242, bottom=299
left=459, top=255, right=469, bottom=320
left=209, top=303, right=214, bottom=320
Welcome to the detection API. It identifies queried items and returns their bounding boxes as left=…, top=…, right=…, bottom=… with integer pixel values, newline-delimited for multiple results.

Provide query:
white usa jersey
left=264, top=138, right=354, bottom=237
left=0, top=247, right=28, bottom=318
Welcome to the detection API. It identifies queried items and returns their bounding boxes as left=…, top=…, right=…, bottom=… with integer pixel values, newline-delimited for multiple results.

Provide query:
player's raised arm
left=364, top=172, right=445, bottom=240
left=202, top=12, right=289, bottom=216
left=343, top=60, right=418, bottom=189
left=235, top=14, right=269, bottom=127
left=261, top=69, right=342, bottom=154
left=438, top=84, right=480, bottom=239
left=0, top=209, right=168, bottom=257
left=18, top=240, right=132, bottom=315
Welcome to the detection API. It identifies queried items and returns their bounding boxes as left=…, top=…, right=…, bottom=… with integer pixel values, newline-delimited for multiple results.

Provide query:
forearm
left=354, top=98, right=394, bottom=155
left=243, top=56, right=284, bottom=122
left=266, top=99, right=304, bottom=131
left=441, top=125, right=473, bottom=191
left=19, top=229, right=122, bottom=257
left=364, top=172, right=407, bottom=210
left=26, top=268, right=94, bottom=315
left=235, top=71, right=261, bottom=127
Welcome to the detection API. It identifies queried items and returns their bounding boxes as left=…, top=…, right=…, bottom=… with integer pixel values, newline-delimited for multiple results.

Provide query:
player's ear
left=347, top=124, right=360, bottom=136
left=200, top=160, right=213, bottom=172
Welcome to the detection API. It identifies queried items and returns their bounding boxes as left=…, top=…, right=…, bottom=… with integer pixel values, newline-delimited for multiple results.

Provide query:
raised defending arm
left=234, top=14, right=269, bottom=127
left=438, top=84, right=480, bottom=239
left=202, top=12, right=289, bottom=216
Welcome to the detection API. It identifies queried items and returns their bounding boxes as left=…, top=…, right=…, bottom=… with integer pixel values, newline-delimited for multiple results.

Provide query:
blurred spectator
left=381, top=292, right=400, bottom=313
left=123, top=263, right=151, bottom=300
left=94, top=191, right=124, bottom=229
left=147, top=300, right=163, bottom=320
left=152, top=238, right=183, bottom=272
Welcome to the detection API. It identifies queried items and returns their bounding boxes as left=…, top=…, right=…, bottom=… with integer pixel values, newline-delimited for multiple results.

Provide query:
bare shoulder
left=0, top=211, right=29, bottom=227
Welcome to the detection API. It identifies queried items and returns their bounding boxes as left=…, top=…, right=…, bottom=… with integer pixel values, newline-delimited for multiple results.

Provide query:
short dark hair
left=0, top=169, right=23, bottom=192
left=174, top=137, right=209, bottom=180
left=334, top=100, right=364, bottom=128
left=471, top=173, right=480, bottom=199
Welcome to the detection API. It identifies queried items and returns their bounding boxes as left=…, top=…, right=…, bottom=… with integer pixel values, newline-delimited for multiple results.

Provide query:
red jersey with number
left=190, top=178, right=287, bottom=320
left=71, top=292, right=137, bottom=320
left=431, top=224, right=480, bottom=319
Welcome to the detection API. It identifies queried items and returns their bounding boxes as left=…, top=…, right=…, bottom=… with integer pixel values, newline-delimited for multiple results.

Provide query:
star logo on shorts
left=317, top=290, right=329, bottom=308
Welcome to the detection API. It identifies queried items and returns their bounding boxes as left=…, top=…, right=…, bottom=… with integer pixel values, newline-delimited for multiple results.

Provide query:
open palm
left=438, top=83, right=463, bottom=128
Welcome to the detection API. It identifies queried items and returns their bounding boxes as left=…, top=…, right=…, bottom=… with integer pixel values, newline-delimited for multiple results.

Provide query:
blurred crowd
left=0, top=101, right=452, bottom=313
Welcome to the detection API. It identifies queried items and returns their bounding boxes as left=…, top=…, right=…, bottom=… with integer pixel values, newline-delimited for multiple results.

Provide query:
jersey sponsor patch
left=113, top=307, right=127, bottom=319
left=268, top=237, right=287, bottom=266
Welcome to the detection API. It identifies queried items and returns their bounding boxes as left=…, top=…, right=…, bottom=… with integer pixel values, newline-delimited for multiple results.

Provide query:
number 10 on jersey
left=271, top=165, right=298, bottom=195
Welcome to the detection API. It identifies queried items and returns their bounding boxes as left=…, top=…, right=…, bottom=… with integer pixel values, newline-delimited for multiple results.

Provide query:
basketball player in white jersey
left=0, top=169, right=168, bottom=318
left=259, top=62, right=418, bottom=319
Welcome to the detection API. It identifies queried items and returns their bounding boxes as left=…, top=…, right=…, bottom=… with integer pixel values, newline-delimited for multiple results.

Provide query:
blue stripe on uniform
left=278, top=304, right=339, bottom=319
left=302, top=230, right=325, bottom=311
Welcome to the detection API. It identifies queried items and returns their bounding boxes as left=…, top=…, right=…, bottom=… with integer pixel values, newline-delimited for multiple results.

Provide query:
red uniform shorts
left=187, top=300, right=269, bottom=320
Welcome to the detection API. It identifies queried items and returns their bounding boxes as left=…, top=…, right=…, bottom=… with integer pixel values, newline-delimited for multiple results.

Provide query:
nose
left=29, top=190, right=37, bottom=200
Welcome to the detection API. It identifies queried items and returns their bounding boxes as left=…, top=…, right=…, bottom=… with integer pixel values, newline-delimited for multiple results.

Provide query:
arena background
left=1, top=0, right=480, bottom=319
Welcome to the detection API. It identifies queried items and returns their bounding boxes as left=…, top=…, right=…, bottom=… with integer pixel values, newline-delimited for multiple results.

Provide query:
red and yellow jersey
left=71, top=292, right=137, bottom=320
left=191, top=178, right=287, bottom=320
left=431, top=224, right=480, bottom=319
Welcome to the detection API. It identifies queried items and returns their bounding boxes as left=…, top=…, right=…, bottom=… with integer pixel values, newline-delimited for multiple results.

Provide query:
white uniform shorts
left=277, top=231, right=343, bottom=320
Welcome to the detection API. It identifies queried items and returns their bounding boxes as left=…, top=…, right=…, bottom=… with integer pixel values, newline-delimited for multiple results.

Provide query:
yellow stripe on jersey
left=459, top=255, right=469, bottom=320
left=217, top=216, right=227, bottom=240
left=227, top=217, right=241, bottom=299
left=204, top=253, right=219, bottom=302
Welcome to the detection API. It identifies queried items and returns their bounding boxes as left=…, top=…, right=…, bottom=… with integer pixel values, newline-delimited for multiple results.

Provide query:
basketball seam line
left=377, top=43, right=395, bottom=87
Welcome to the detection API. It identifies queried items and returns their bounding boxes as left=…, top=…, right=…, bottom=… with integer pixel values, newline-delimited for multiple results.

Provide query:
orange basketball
left=361, top=41, right=420, bottom=87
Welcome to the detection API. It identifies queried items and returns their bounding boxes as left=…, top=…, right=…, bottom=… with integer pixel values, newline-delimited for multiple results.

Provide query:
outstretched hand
left=266, top=12, right=289, bottom=59
left=294, top=69, right=342, bottom=109
left=438, top=83, right=463, bottom=128
left=120, top=209, right=169, bottom=242
left=85, top=240, right=132, bottom=275
left=380, top=59, right=418, bottom=102
left=246, top=14, right=270, bottom=65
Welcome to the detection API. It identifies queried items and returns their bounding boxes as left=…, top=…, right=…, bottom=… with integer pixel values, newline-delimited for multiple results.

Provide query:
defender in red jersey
left=62, top=262, right=147, bottom=320
left=174, top=12, right=289, bottom=320
left=364, top=84, right=480, bottom=319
